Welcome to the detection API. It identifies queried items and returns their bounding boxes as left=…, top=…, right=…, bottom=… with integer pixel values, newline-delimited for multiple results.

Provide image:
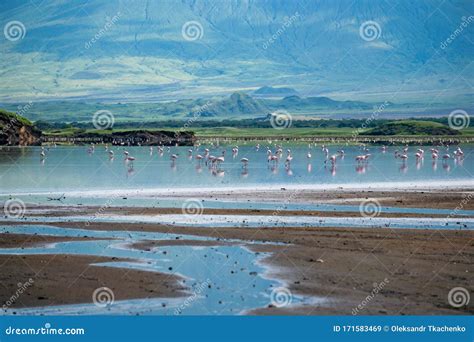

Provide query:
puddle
left=0, top=225, right=314, bottom=315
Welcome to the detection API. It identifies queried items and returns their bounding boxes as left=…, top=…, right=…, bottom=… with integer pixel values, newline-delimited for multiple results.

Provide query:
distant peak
left=253, top=86, right=298, bottom=97
left=282, top=95, right=301, bottom=101
left=230, top=92, right=251, bottom=100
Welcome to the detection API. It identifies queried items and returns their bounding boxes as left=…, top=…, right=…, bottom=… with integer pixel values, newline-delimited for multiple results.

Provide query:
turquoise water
left=0, top=144, right=472, bottom=193
left=0, top=224, right=307, bottom=315
left=2, top=196, right=474, bottom=217
left=0, top=143, right=472, bottom=315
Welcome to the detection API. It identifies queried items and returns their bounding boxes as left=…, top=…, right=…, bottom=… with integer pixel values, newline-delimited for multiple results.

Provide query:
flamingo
left=240, top=158, right=249, bottom=168
left=454, top=147, right=464, bottom=158
left=207, top=155, right=216, bottom=166
left=268, top=154, right=279, bottom=165
left=215, top=156, right=225, bottom=167
left=355, top=155, right=366, bottom=163
left=307, top=152, right=312, bottom=159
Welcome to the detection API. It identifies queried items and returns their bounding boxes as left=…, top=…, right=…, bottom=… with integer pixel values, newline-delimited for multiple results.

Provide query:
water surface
left=1, top=144, right=472, bottom=193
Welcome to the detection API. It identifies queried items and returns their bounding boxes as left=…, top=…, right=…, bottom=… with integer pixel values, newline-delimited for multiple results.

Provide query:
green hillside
left=365, top=120, right=459, bottom=136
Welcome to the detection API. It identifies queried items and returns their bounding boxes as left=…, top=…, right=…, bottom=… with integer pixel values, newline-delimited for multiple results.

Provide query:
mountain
left=0, top=109, right=41, bottom=145
left=253, top=86, right=298, bottom=98
left=264, top=96, right=372, bottom=111
left=190, top=92, right=270, bottom=117
left=0, top=0, right=471, bottom=111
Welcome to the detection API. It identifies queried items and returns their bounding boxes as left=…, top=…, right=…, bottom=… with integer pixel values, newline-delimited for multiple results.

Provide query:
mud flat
left=1, top=222, right=472, bottom=314
left=0, top=250, right=185, bottom=310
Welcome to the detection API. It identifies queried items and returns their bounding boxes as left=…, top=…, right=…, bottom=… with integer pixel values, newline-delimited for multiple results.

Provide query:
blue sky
left=0, top=0, right=472, bottom=107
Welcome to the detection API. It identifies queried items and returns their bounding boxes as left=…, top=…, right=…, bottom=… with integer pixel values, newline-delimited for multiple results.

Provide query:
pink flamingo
left=214, top=156, right=225, bottom=167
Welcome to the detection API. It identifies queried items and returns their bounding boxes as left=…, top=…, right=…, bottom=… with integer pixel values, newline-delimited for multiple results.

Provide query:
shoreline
left=1, top=180, right=474, bottom=198
left=0, top=247, right=186, bottom=310
left=1, top=187, right=473, bottom=314
left=17, top=206, right=473, bottom=218
left=1, top=224, right=472, bottom=314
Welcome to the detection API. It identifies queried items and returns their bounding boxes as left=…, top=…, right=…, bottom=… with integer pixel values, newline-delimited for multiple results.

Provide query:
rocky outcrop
left=43, top=130, right=195, bottom=146
left=0, top=110, right=42, bottom=146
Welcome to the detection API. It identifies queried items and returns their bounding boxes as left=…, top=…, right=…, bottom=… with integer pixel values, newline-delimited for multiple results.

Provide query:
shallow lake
left=0, top=144, right=472, bottom=193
